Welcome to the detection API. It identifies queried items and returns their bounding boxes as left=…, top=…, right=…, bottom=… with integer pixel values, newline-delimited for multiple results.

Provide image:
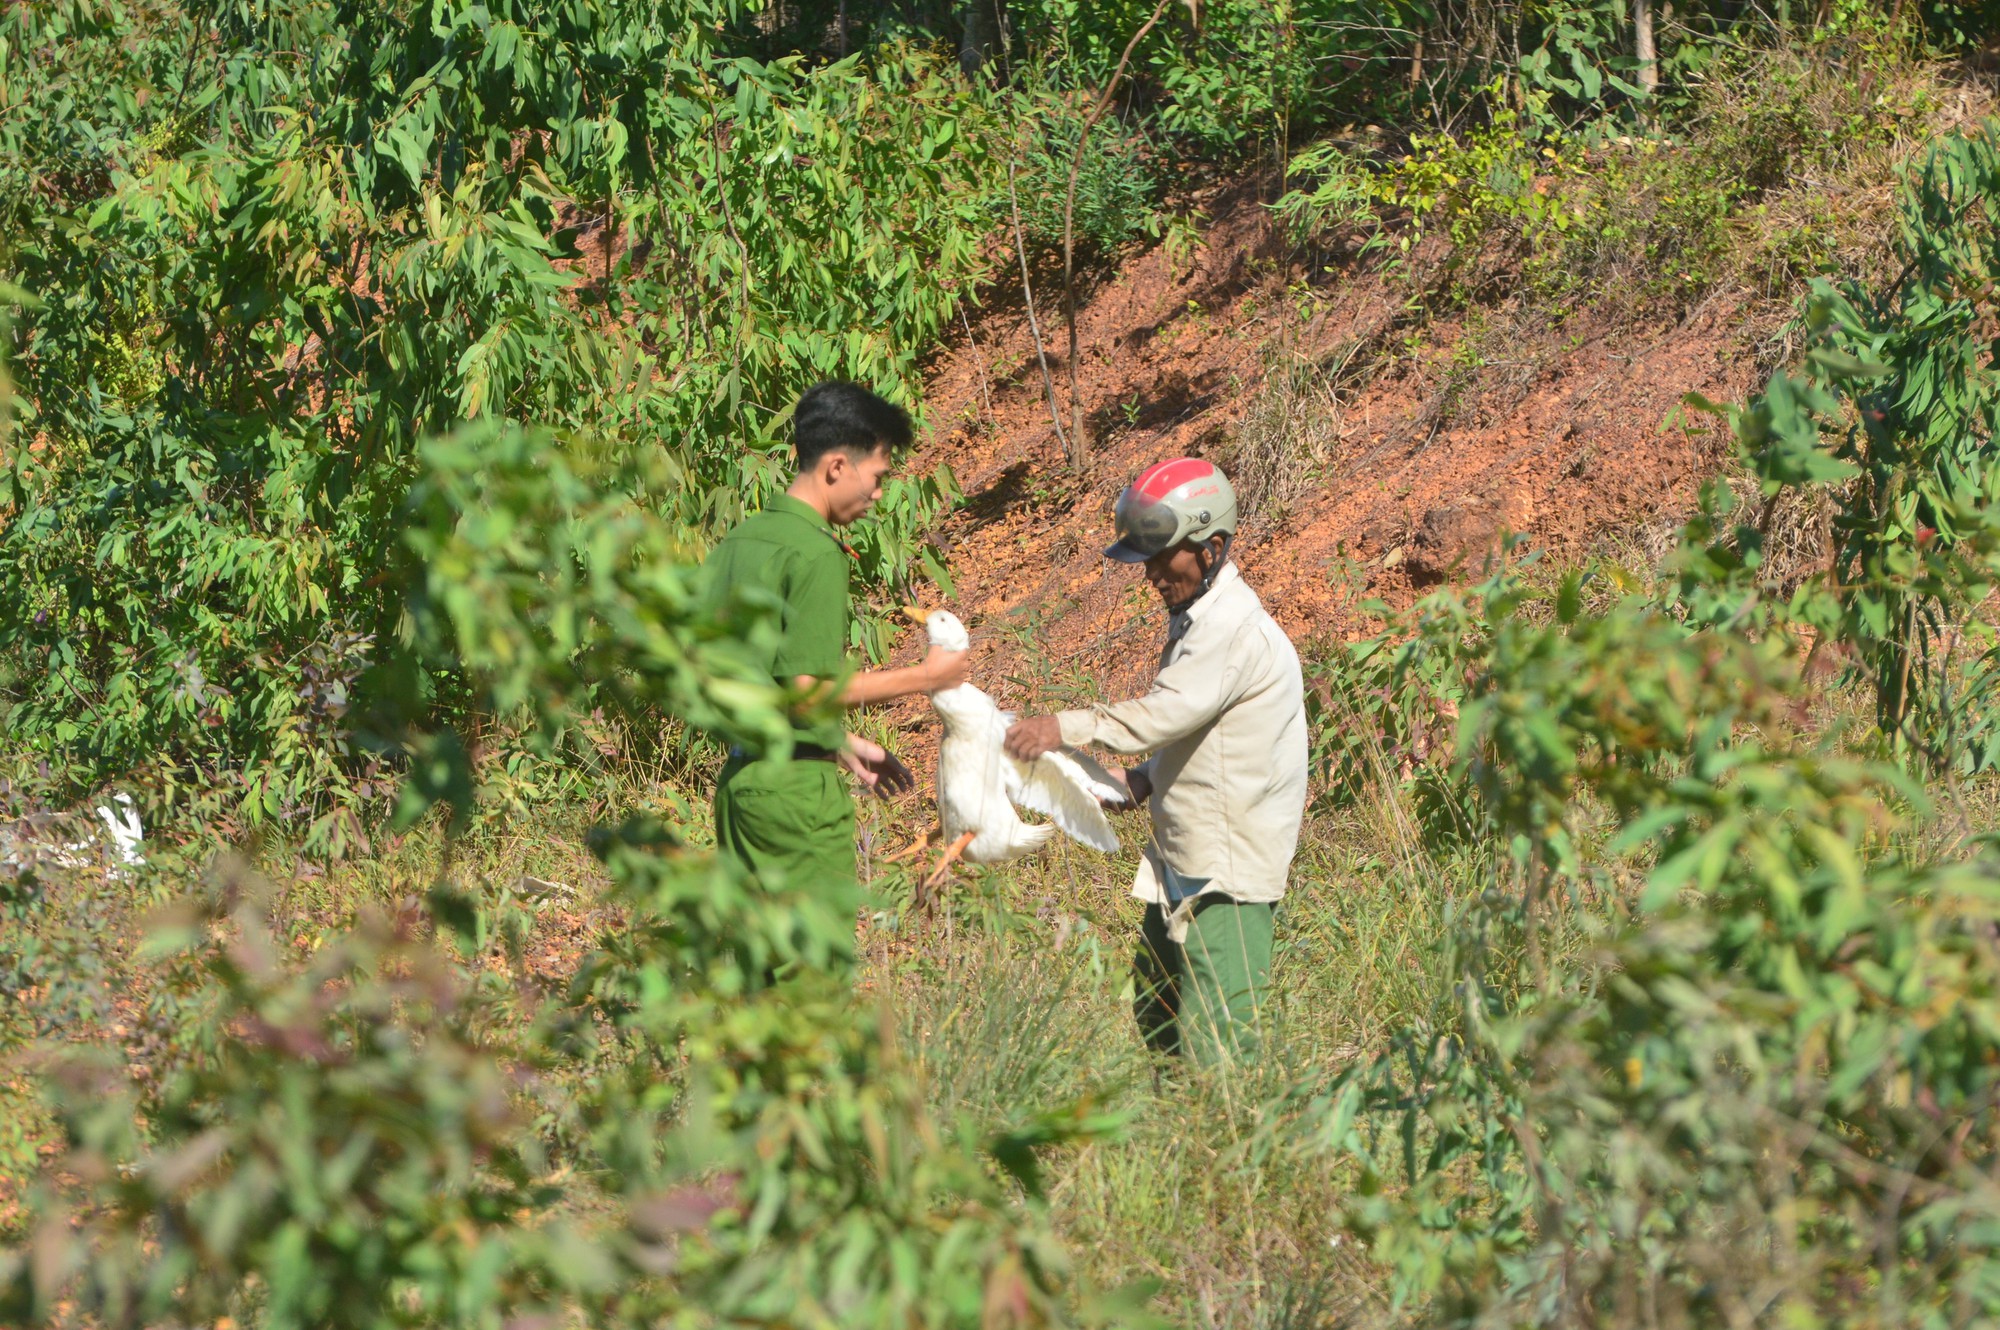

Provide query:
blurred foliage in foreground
left=1, top=419, right=1143, bottom=1328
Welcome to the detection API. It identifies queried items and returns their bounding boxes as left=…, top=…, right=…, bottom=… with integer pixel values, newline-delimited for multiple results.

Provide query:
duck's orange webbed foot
left=884, top=825, right=942, bottom=865
left=915, top=830, right=977, bottom=912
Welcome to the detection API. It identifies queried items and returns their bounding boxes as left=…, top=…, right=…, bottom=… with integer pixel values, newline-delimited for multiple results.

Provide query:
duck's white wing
left=1007, top=748, right=1121, bottom=853
left=1055, top=746, right=1125, bottom=798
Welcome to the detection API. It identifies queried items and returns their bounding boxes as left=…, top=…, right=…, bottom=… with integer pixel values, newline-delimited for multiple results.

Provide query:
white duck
left=900, top=607, right=1124, bottom=889
left=96, top=792, right=145, bottom=867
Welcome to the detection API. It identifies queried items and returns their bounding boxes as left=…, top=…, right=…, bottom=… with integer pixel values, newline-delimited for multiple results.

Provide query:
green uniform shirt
left=703, top=492, right=853, bottom=689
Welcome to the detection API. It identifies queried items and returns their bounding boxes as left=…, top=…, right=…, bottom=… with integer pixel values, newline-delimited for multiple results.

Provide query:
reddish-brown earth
left=877, top=183, right=1771, bottom=740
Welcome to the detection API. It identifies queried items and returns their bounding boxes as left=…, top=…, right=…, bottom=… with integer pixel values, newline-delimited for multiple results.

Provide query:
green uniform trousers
left=714, top=753, right=856, bottom=893
left=1134, top=896, right=1274, bottom=1068
left=714, top=753, right=857, bottom=971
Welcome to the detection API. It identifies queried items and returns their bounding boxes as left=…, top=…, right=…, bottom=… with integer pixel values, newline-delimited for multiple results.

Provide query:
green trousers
left=1134, top=896, right=1275, bottom=1067
left=714, top=753, right=857, bottom=970
left=714, top=753, right=857, bottom=893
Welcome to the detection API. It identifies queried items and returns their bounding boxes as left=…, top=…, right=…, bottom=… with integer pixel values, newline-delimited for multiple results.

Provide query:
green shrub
left=1535, top=31, right=1958, bottom=307
left=1297, top=119, right=2000, bottom=1329
left=0, top=1, right=991, bottom=838
left=3, top=892, right=593, bottom=1329
left=1316, top=561, right=2000, bottom=1326
left=1279, top=32, right=1967, bottom=313
left=1, top=417, right=1146, bottom=1329
left=1013, top=93, right=1163, bottom=259
left=1275, top=86, right=1582, bottom=290
left=1681, top=122, right=2000, bottom=764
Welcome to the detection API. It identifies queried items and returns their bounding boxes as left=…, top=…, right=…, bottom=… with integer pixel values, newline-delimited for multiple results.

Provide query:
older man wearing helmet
left=1004, top=458, right=1308, bottom=1068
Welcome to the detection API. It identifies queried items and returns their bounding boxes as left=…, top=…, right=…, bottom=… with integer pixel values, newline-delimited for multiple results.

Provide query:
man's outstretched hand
left=840, top=732, right=916, bottom=797
left=1003, top=715, right=1062, bottom=762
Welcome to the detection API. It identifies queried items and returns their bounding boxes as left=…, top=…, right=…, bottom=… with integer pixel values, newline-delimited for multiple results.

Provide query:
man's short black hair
left=793, top=380, right=914, bottom=470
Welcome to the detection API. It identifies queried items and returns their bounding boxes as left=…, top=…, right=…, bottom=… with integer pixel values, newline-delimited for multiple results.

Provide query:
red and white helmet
left=1104, top=458, right=1239, bottom=563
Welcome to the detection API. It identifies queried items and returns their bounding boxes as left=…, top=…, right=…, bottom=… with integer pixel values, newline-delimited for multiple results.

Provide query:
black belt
left=729, top=741, right=840, bottom=762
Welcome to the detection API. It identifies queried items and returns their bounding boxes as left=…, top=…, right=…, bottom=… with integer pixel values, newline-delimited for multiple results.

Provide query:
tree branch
left=1059, top=0, right=1179, bottom=470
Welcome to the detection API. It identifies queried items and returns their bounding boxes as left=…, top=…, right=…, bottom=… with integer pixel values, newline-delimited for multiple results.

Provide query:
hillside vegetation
left=3, top=3, right=2000, bottom=1327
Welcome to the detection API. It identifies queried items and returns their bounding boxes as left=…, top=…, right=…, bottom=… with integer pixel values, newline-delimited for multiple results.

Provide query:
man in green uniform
left=704, top=381, right=969, bottom=922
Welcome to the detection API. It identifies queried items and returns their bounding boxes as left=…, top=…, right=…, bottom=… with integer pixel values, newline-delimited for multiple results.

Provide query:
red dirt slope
left=892, top=184, right=1768, bottom=715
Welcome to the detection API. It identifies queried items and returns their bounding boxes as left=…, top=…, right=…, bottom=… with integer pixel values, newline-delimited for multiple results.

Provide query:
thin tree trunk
left=1060, top=0, right=1175, bottom=470
left=991, top=0, right=1013, bottom=82
left=1009, top=161, right=1069, bottom=458
left=960, top=303, right=994, bottom=425
left=1633, top=0, right=1659, bottom=95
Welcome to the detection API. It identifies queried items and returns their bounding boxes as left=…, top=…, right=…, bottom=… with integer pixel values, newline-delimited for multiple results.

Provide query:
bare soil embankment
left=883, top=183, right=1770, bottom=745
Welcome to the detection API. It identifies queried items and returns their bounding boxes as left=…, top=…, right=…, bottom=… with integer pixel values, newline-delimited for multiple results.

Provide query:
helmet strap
left=1194, top=532, right=1232, bottom=594
left=1165, top=534, right=1233, bottom=644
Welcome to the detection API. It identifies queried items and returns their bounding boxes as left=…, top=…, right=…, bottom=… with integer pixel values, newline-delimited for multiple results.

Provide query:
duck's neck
left=928, top=682, right=987, bottom=726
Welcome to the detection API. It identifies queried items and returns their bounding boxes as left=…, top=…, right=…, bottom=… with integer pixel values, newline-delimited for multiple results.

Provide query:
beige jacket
left=1057, top=562, right=1308, bottom=933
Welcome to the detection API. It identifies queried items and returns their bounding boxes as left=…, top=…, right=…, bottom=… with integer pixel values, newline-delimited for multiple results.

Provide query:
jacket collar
left=1166, top=560, right=1242, bottom=645
left=769, top=492, right=858, bottom=558
left=769, top=492, right=834, bottom=532
left=1186, top=560, right=1242, bottom=621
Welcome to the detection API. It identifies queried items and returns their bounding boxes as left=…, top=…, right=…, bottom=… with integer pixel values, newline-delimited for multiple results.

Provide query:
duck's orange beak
left=900, top=605, right=929, bottom=625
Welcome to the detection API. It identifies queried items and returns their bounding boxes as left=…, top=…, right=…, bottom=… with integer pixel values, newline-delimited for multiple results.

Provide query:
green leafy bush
left=1316, top=561, right=2000, bottom=1326
left=0, top=1, right=994, bottom=834
left=1298, top=120, right=2000, bottom=1328
left=1279, top=30, right=1968, bottom=312
left=2, top=415, right=1143, bottom=1328
left=3, top=891, right=593, bottom=1329
left=1538, top=28, right=1959, bottom=306
left=1672, top=122, right=2000, bottom=765
left=1012, top=93, right=1163, bottom=258
left=1276, top=87, right=1579, bottom=272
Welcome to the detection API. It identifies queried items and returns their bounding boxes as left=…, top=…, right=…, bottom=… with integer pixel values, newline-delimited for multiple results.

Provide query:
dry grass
left=856, top=780, right=1464, bottom=1326
left=1226, top=350, right=1345, bottom=530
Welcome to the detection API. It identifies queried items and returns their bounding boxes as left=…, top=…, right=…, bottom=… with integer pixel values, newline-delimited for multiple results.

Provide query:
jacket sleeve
left=1056, top=632, right=1250, bottom=756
